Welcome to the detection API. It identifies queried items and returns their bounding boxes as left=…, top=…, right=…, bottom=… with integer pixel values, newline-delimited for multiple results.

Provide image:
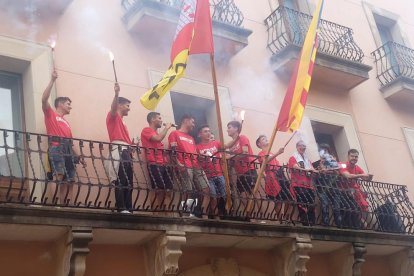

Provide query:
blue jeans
left=49, top=143, right=76, bottom=181
left=208, top=176, right=226, bottom=198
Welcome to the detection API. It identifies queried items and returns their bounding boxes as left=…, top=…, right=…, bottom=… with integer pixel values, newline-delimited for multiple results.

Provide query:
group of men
left=42, top=71, right=373, bottom=225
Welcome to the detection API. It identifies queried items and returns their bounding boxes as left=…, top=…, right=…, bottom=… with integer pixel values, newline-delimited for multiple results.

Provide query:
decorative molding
left=352, top=243, right=367, bottom=276
left=68, top=227, right=93, bottom=276
left=145, top=230, right=186, bottom=276
left=273, top=235, right=313, bottom=276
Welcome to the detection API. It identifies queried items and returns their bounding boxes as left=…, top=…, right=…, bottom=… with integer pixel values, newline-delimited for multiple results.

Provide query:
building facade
left=0, top=0, right=414, bottom=275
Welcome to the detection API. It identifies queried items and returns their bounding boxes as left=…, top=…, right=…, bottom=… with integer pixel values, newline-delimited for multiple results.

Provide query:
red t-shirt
left=44, top=106, right=73, bottom=141
left=258, top=150, right=281, bottom=197
left=168, top=130, right=198, bottom=168
left=339, top=162, right=369, bottom=211
left=140, top=127, right=165, bottom=164
left=229, top=135, right=254, bottom=174
left=106, top=112, right=132, bottom=144
left=288, top=156, right=314, bottom=189
left=196, top=140, right=222, bottom=178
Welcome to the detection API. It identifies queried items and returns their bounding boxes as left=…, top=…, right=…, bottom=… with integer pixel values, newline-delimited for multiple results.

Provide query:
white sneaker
left=120, top=210, right=131, bottom=214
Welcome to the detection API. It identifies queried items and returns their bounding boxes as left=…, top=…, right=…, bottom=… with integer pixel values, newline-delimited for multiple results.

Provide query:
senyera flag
left=140, top=0, right=213, bottom=110
left=276, top=0, right=324, bottom=132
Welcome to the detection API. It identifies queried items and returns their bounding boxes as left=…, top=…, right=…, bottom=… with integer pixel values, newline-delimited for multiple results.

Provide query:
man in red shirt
left=141, top=112, right=173, bottom=210
left=288, top=140, right=317, bottom=225
left=227, top=121, right=256, bottom=210
left=106, top=83, right=133, bottom=214
left=42, top=70, right=83, bottom=205
left=197, top=125, right=226, bottom=216
left=168, top=115, right=210, bottom=218
left=339, top=148, right=372, bottom=228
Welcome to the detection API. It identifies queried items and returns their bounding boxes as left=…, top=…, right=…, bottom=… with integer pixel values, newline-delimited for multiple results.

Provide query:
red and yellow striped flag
left=276, top=0, right=324, bottom=132
left=140, top=0, right=213, bottom=110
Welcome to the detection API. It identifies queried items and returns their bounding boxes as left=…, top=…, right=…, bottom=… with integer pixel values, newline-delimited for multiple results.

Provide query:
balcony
left=265, top=6, right=372, bottom=90
left=372, top=42, right=414, bottom=105
left=1, top=128, right=414, bottom=275
left=121, top=0, right=252, bottom=60
left=3, top=0, right=73, bottom=17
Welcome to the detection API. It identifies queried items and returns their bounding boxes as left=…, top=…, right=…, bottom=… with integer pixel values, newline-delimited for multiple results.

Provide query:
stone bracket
left=352, top=243, right=367, bottom=276
left=390, top=247, right=414, bottom=276
left=68, top=227, right=93, bottom=276
left=145, top=230, right=186, bottom=276
left=273, top=234, right=313, bottom=276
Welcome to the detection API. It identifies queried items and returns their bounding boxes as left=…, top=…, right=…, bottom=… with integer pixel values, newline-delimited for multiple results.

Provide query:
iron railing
left=371, top=41, right=414, bottom=87
left=121, top=0, right=244, bottom=27
left=0, top=128, right=413, bottom=234
left=265, top=6, right=365, bottom=62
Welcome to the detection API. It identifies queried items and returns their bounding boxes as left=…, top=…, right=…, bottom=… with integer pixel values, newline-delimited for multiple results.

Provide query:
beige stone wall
left=0, top=241, right=57, bottom=276
left=85, top=244, right=147, bottom=276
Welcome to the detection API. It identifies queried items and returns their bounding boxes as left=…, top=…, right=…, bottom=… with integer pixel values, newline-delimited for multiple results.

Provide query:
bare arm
left=150, top=123, right=172, bottom=142
left=341, top=171, right=370, bottom=180
left=42, top=70, right=58, bottom=112
left=223, top=134, right=240, bottom=150
left=110, top=83, right=120, bottom=116
left=268, top=147, right=284, bottom=162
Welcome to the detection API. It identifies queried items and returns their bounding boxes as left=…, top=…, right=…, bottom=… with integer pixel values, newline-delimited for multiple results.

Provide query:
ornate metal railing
left=371, top=41, right=414, bottom=87
left=265, top=6, right=365, bottom=62
left=121, top=0, right=244, bottom=27
left=1, top=128, right=413, bottom=234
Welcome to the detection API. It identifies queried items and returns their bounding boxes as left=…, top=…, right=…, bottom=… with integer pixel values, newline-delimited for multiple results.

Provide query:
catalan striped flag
left=140, top=0, right=213, bottom=111
left=276, top=0, right=324, bottom=132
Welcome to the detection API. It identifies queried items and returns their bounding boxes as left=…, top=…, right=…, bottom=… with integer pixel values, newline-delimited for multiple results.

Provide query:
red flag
left=190, top=0, right=214, bottom=54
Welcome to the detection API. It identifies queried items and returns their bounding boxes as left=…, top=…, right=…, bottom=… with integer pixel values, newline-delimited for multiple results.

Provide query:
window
left=311, top=121, right=348, bottom=163
left=0, top=71, right=24, bottom=177
left=170, top=92, right=218, bottom=142
left=303, top=106, right=368, bottom=171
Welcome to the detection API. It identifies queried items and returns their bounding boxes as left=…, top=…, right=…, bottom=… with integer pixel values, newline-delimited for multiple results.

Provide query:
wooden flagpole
left=210, top=53, right=232, bottom=210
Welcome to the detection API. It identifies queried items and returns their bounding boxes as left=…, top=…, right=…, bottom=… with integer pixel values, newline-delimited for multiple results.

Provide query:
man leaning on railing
left=288, top=140, right=317, bottom=226
left=42, top=70, right=85, bottom=205
left=339, top=148, right=372, bottom=229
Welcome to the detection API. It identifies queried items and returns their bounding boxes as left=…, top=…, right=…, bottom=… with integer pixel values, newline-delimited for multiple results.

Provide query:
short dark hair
left=227, top=121, right=241, bottom=131
left=319, top=143, right=331, bottom=153
left=198, top=124, right=210, bottom=133
left=54, top=97, right=71, bottom=108
left=348, top=148, right=359, bottom=155
left=118, top=97, right=131, bottom=105
left=180, top=114, right=194, bottom=124
left=256, top=135, right=266, bottom=148
left=147, top=112, right=160, bottom=124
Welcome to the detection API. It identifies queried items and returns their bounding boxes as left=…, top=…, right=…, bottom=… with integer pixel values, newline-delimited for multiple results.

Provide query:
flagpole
left=210, top=53, right=232, bottom=210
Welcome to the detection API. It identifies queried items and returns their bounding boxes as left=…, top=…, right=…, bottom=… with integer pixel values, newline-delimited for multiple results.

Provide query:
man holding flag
left=141, top=0, right=233, bottom=211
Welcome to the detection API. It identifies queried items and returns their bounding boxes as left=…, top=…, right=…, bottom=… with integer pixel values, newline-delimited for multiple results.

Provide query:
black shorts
left=236, top=169, right=257, bottom=194
left=148, top=164, right=173, bottom=190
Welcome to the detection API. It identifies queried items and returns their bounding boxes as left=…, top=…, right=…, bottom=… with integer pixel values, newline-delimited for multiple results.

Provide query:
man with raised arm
left=141, top=112, right=174, bottom=210
left=227, top=121, right=256, bottom=209
left=106, top=82, right=133, bottom=214
left=42, top=70, right=82, bottom=205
